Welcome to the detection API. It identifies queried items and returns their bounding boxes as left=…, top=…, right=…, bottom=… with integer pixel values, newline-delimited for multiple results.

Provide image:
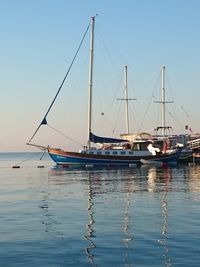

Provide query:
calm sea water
left=0, top=152, right=200, bottom=266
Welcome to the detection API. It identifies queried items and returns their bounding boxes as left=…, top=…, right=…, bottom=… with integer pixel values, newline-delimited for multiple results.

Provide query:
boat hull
left=48, top=148, right=182, bottom=167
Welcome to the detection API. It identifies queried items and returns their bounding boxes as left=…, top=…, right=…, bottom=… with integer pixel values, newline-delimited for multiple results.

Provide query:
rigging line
left=40, top=149, right=47, bottom=160
left=128, top=104, right=137, bottom=132
left=112, top=101, right=123, bottom=134
left=14, top=151, right=46, bottom=166
left=47, top=124, right=84, bottom=146
left=28, top=22, right=90, bottom=144
left=165, top=72, right=175, bottom=101
left=109, top=70, right=124, bottom=115
left=137, top=72, right=161, bottom=133
left=165, top=74, right=180, bottom=125
left=165, top=108, right=183, bottom=130
left=137, top=96, right=153, bottom=133
left=181, top=105, right=190, bottom=118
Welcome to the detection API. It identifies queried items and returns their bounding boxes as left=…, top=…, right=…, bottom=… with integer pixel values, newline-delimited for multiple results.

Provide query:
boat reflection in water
left=38, top=166, right=183, bottom=266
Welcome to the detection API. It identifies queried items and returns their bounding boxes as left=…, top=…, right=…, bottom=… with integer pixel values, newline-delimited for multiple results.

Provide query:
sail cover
left=90, top=132, right=128, bottom=144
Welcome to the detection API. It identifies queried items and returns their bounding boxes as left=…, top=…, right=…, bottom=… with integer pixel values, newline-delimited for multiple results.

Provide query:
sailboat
left=27, top=16, right=182, bottom=167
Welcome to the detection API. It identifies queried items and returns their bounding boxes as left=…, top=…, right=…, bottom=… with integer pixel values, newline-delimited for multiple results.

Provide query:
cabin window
left=132, top=142, right=150, bottom=150
left=105, top=151, right=110, bottom=155
left=113, top=151, right=118, bottom=155
left=129, top=151, right=133, bottom=155
left=132, top=143, right=140, bottom=150
left=97, top=151, right=102, bottom=155
left=89, top=151, right=94, bottom=154
left=140, top=143, right=149, bottom=150
left=121, top=151, right=126, bottom=155
left=154, top=141, right=163, bottom=150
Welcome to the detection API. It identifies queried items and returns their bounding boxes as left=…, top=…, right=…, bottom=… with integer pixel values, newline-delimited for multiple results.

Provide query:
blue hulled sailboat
left=28, top=16, right=182, bottom=167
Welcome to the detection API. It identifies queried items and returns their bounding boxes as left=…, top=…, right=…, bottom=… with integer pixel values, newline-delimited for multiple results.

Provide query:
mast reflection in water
left=148, top=167, right=172, bottom=266
left=84, top=173, right=96, bottom=266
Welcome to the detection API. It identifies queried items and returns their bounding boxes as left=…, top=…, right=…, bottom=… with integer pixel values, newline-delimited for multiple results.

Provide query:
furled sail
left=89, top=132, right=127, bottom=144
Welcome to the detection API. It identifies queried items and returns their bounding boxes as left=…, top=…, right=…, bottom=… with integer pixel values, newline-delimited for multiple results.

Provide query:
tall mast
left=117, top=65, right=136, bottom=134
left=87, top=16, right=95, bottom=148
left=124, top=65, right=130, bottom=134
left=154, top=65, right=173, bottom=136
left=161, top=65, right=166, bottom=136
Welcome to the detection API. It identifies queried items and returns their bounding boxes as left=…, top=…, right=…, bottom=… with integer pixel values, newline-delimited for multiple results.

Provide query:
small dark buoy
left=12, top=166, right=20, bottom=169
left=37, top=165, right=45, bottom=168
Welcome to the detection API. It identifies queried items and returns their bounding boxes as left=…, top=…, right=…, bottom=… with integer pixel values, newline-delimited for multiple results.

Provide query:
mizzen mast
left=124, top=65, right=130, bottom=134
left=154, top=65, right=173, bottom=136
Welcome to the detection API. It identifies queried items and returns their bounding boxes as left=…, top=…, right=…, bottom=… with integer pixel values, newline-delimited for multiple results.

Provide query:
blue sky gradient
left=0, top=0, right=200, bottom=151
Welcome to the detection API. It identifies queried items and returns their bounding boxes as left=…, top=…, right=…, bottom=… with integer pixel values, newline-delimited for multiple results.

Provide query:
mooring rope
left=48, top=124, right=84, bottom=146
left=13, top=151, right=47, bottom=167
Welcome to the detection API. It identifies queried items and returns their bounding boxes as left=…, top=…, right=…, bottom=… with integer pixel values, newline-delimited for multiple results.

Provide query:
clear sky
left=0, top=0, right=200, bottom=152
